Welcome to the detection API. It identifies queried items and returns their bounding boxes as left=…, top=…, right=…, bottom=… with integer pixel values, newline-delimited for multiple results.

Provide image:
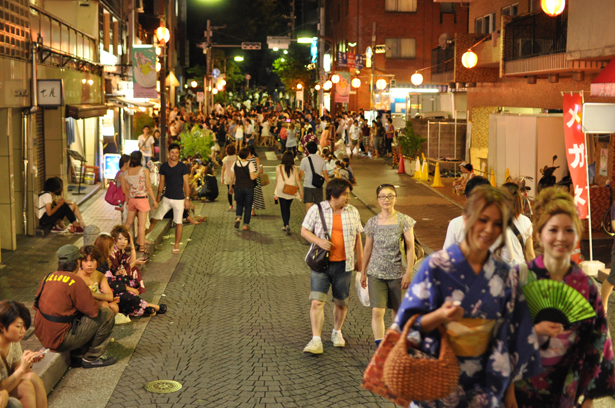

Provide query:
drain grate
left=144, top=380, right=183, bottom=394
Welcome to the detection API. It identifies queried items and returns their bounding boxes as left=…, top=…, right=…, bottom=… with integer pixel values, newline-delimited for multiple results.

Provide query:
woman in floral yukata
left=394, top=185, right=542, bottom=408
left=109, top=225, right=146, bottom=294
left=512, top=188, right=615, bottom=408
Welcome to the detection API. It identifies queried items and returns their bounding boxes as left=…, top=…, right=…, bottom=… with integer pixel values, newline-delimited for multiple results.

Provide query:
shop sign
left=337, top=51, right=347, bottom=68
left=132, top=46, right=157, bottom=98
left=374, top=45, right=386, bottom=54
left=37, top=79, right=64, bottom=106
left=347, top=53, right=355, bottom=69
left=355, top=55, right=363, bottom=71
left=563, top=93, right=589, bottom=219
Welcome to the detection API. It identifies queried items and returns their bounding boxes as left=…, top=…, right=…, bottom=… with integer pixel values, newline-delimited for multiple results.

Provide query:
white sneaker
left=303, top=338, right=323, bottom=354
left=331, top=330, right=345, bottom=347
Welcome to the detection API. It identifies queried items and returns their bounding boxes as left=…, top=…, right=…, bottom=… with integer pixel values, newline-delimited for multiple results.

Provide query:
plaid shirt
left=302, top=200, right=363, bottom=271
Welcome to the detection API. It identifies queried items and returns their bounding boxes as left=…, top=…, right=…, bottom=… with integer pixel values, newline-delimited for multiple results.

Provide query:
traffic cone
left=505, top=168, right=510, bottom=182
left=431, top=162, right=444, bottom=187
left=413, top=156, right=421, bottom=179
left=397, top=152, right=405, bottom=174
left=421, top=161, right=429, bottom=182
left=490, top=170, right=496, bottom=187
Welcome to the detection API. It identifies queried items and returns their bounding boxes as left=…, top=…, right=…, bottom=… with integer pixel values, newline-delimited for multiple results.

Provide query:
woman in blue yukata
left=513, top=189, right=615, bottom=408
left=394, top=185, right=542, bottom=408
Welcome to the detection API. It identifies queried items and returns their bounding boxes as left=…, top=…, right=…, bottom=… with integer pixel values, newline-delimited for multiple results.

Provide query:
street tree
left=271, top=47, right=315, bottom=91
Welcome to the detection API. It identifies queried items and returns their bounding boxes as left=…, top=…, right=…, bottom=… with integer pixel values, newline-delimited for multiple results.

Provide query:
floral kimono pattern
left=97, top=264, right=147, bottom=317
left=514, top=256, right=615, bottom=407
left=394, top=243, right=542, bottom=408
left=109, top=245, right=145, bottom=294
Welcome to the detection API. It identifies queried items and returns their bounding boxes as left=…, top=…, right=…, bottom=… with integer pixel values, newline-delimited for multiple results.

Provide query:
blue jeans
left=310, top=261, right=351, bottom=306
left=234, top=187, right=254, bottom=226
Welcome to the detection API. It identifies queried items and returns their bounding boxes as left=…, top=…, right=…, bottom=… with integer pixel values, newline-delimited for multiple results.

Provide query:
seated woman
left=0, top=301, right=47, bottom=408
left=37, top=177, right=86, bottom=233
left=453, top=163, right=476, bottom=195
left=76, top=246, right=119, bottom=316
left=201, top=166, right=219, bottom=202
left=109, top=225, right=146, bottom=294
left=94, top=234, right=166, bottom=317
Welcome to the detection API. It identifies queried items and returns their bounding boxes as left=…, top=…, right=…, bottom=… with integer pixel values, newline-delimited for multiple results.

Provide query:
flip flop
left=172, top=248, right=180, bottom=254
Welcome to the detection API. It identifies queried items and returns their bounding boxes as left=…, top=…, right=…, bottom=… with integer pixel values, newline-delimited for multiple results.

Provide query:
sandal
left=243, top=225, right=250, bottom=231
left=157, top=304, right=168, bottom=315
left=144, top=306, right=156, bottom=316
left=139, top=246, right=150, bottom=255
left=172, top=248, right=180, bottom=254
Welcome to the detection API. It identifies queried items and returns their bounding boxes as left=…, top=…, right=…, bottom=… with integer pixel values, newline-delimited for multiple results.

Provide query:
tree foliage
left=180, top=125, right=215, bottom=159
left=271, top=47, right=315, bottom=90
left=398, top=120, right=427, bottom=158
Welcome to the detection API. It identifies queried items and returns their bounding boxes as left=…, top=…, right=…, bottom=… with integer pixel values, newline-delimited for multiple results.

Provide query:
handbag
left=105, top=174, right=125, bottom=205
left=259, top=173, right=270, bottom=187
left=279, top=166, right=299, bottom=195
left=383, top=314, right=460, bottom=401
left=308, top=156, right=325, bottom=188
left=305, top=203, right=330, bottom=272
left=398, top=215, right=425, bottom=269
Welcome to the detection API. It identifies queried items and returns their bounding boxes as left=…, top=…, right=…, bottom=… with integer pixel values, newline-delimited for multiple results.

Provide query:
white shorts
left=154, top=197, right=184, bottom=224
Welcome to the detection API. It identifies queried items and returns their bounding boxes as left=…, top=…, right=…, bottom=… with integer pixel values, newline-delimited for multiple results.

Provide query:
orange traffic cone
left=490, top=171, right=496, bottom=187
left=397, top=152, right=405, bottom=174
left=431, top=162, right=444, bottom=187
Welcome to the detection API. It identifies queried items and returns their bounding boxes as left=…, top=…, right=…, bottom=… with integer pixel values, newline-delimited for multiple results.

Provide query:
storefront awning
left=107, top=97, right=155, bottom=108
left=66, top=104, right=109, bottom=119
left=591, top=58, right=615, bottom=97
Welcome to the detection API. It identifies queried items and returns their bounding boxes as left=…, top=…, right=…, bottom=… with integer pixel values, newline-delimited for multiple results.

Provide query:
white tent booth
left=488, top=114, right=568, bottom=196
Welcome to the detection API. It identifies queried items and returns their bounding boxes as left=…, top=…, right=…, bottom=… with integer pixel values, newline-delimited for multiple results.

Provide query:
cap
left=56, top=245, right=83, bottom=262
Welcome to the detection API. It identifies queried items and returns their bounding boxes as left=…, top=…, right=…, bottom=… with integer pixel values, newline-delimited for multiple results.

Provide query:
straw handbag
left=383, top=314, right=460, bottom=402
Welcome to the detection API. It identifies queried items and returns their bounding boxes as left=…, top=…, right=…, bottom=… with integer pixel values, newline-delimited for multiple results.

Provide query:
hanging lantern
left=216, top=83, right=224, bottom=91
left=541, top=0, right=565, bottom=17
left=155, top=26, right=170, bottom=44
left=411, top=71, right=424, bottom=86
left=219, top=79, right=226, bottom=86
left=297, top=83, right=303, bottom=89
left=315, top=84, right=321, bottom=91
left=191, top=80, right=198, bottom=88
left=323, top=80, right=332, bottom=91
left=351, top=78, right=361, bottom=88
left=376, top=78, right=387, bottom=91
left=156, top=61, right=161, bottom=72
left=212, top=88, right=218, bottom=95
left=331, top=74, right=340, bottom=84
left=461, top=50, right=478, bottom=69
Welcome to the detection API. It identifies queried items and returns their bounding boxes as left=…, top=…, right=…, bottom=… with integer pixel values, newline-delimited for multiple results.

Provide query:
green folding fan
left=522, top=280, right=596, bottom=327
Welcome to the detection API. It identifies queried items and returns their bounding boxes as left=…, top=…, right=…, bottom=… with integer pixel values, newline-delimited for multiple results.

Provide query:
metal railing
left=431, top=46, right=454, bottom=74
left=504, top=9, right=567, bottom=61
left=29, top=4, right=99, bottom=63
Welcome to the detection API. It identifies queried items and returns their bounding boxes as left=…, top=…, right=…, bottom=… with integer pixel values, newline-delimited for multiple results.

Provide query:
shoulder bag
left=279, top=166, right=299, bottom=195
left=398, top=215, right=424, bottom=268
left=259, top=172, right=270, bottom=187
left=308, top=156, right=325, bottom=188
left=105, top=173, right=125, bottom=206
left=305, top=203, right=330, bottom=272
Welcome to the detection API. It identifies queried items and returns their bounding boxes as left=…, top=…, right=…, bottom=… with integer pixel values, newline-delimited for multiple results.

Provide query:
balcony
left=431, top=46, right=454, bottom=84
left=503, top=9, right=568, bottom=76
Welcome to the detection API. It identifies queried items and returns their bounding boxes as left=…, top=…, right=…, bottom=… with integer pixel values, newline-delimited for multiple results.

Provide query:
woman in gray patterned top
left=360, top=184, right=416, bottom=347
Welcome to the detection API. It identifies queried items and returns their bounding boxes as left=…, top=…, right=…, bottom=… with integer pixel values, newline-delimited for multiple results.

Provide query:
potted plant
left=398, top=120, right=427, bottom=176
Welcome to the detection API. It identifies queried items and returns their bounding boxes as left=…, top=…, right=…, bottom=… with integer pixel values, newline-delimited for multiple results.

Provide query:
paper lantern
left=156, top=61, right=161, bottom=72
left=219, top=79, right=226, bottom=86
left=315, top=84, right=321, bottom=91
left=155, top=26, right=170, bottom=44
left=462, top=50, right=478, bottom=69
left=376, top=78, right=387, bottom=90
left=351, top=78, right=361, bottom=88
left=541, top=0, right=565, bottom=16
left=191, top=81, right=198, bottom=88
left=297, top=83, right=303, bottom=89
left=323, top=80, right=332, bottom=91
left=212, top=88, right=218, bottom=94
left=411, top=72, right=424, bottom=86
left=331, top=74, right=340, bottom=84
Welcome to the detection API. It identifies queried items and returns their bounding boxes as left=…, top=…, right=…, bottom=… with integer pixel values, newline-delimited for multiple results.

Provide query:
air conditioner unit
left=516, top=38, right=554, bottom=58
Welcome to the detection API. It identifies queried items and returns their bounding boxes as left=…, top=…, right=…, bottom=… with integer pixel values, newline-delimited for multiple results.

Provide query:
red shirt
left=33, top=271, right=99, bottom=351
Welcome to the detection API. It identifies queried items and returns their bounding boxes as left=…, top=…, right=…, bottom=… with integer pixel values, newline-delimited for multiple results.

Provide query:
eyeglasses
left=377, top=194, right=397, bottom=201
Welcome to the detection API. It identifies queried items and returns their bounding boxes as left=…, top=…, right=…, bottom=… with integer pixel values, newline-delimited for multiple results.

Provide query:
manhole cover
left=144, top=380, right=183, bottom=394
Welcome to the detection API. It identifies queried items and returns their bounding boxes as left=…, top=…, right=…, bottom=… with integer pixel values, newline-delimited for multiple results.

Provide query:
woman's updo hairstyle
left=502, top=182, right=523, bottom=218
left=532, top=187, right=583, bottom=240
left=464, top=185, right=513, bottom=251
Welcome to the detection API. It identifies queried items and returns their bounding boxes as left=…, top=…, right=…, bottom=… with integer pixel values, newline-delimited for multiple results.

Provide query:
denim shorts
left=368, top=276, right=402, bottom=311
left=310, top=261, right=351, bottom=305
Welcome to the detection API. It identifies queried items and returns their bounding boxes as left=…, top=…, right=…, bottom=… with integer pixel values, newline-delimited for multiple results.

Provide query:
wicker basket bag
left=383, top=314, right=460, bottom=402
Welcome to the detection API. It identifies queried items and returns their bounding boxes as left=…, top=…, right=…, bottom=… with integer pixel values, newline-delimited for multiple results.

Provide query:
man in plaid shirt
left=301, top=178, right=364, bottom=354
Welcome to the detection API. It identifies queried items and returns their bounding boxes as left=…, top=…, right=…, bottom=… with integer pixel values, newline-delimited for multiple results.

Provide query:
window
left=502, top=3, right=518, bottom=16
left=475, top=13, right=495, bottom=34
left=440, top=3, right=456, bottom=13
left=385, top=38, right=416, bottom=58
left=385, top=0, right=417, bottom=12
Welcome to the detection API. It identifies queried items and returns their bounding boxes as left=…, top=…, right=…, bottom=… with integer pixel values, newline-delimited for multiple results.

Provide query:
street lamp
left=351, top=78, right=361, bottom=88
left=156, top=24, right=170, bottom=162
left=297, top=37, right=315, bottom=44
left=234, top=56, right=244, bottom=62
left=541, top=0, right=565, bottom=16
left=376, top=78, right=387, bottom=91
left=462, top=50, right=478, bottom=69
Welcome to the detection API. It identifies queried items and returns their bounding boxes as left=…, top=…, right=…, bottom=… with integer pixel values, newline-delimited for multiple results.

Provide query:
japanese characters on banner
left=563, top=93, right=589, bottom=219
left=132, top=45, right=158, bottom=98
left=336, top=52, right=363, bottom=70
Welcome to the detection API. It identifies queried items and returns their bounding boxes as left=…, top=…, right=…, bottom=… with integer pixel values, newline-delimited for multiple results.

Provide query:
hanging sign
left=337, top=51, right=347, bottom=67
left=563, top=93, right=589, bottom=219
left=132, top=46, right=157, bottom=98
left=347, top=53, right=355, bottom=69
left=355, top=55, right=364, bottom=71
left=334, top=71, right=350, bottom=103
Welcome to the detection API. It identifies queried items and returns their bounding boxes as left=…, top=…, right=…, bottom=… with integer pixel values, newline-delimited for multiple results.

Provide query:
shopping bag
left=355, top=273, right=370, bottom=307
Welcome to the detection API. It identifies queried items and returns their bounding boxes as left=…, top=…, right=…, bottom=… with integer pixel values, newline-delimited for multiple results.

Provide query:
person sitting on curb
left=76, top=246, right=119, bottom=316
left=33, top=245, right=116, bottom=369
left=37, top=177, right=86, bottom=234
left=0, top=301, right=47, bottom=408
left=109, top=226, right=146, bottom=294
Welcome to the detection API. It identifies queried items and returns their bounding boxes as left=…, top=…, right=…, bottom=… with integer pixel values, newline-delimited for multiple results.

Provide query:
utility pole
left=204, top=19, right=212, bottom=116
left=318, top=1, right=324, bottom=117
left=370, top=22, right=376, bottom=112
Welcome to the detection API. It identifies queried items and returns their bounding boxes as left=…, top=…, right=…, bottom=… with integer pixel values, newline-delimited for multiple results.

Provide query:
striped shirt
left=302, top=200, right=363, bottom=271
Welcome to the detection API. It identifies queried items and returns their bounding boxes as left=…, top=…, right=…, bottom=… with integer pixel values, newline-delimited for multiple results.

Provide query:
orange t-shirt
left=329, top=214, right=346, bottom=262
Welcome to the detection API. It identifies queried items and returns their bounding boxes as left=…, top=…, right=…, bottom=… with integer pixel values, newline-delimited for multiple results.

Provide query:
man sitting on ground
left=33, top=245, right=116, bottom=368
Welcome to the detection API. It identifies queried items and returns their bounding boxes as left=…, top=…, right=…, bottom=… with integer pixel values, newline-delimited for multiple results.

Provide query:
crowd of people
left=14, top=96, right=613, bottom=408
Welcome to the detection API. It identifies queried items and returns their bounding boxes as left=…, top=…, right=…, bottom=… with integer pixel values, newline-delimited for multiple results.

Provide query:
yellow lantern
left=541, top=0, right=565, bottom=16
left=331, top=74, right=340, bottom=84
left=315, top=84, right=321, bottom=91
left=411, top=71, right=424, bottom=86
left=323, top=80, right=332, bottom=91
left=462, top=50, right=478, bottom=69
left=351, top=78, right=361, bottom=88
left=297, top=83, right=303, bottom=89
left=376, top=78, right=387, bottom=91
left=155, top=26, right=170, bottom=44
left=191, top=80, right=198, bottom=88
